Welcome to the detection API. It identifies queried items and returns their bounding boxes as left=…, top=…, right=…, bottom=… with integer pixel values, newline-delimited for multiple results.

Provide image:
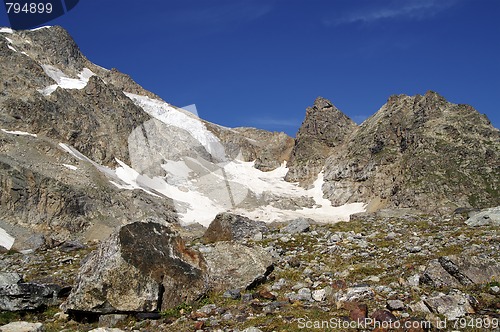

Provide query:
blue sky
left=1, top=0, right=499, bottom=136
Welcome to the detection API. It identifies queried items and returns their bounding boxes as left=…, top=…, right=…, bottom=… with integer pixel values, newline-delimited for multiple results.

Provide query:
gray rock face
left=322, top=91, right=500, bottom=212
left=0, top=272, right=62, bottom=311
left=466, top=206, right=500, bottom=226
left=203, top=242, right=274, bottom=292
left=422, top=255, right=500, bottom=288
left=280, top=217, right=312, bottom=234
left=202, top=213, right=268, bottom=243
left=62, top=220, right=209, bottom=313
left=1, top=26, right=178, bottom=245
left=424, top=290, right=475, bottom=320
left=0, top=322, right=44, bottom=332
left=286, top=97, right=357, bottom=184
left=0, top=132, right=177, bottom=247
left=205, top=124, right=294, bottom=172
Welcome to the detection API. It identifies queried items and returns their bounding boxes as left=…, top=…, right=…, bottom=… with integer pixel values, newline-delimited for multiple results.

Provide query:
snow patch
left=1, top=129, right=37, bottom=137
left=58, top=143, right=83, bottom=160
left=125, top=93, right=226, bottom=162
left=0, top=227, right=15, bottom=250
left=63, top=164, right=78, bottom=171
left=38, top=65, right=94, bottom=95
left=30, top=26, right=52, bottom=31
left=7, top=44, right=17, bottom=52
left=0, top=28, right=14, bottom=34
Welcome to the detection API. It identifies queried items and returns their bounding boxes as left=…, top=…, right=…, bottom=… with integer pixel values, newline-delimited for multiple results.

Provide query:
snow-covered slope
left=56, top=91, right=366, bottom=226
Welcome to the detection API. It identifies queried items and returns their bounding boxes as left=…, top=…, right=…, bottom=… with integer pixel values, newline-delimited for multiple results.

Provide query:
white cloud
left=325, top=0, right=460, bottom=26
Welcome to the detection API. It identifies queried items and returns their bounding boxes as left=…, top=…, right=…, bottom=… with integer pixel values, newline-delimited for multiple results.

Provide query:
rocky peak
left=19, top=26, right=87, bottom=73
left=285, top=96, right=357, bottom=184
left=322, top=92, right=499, bottom=213
left=298, top=96, right=356, bottom=144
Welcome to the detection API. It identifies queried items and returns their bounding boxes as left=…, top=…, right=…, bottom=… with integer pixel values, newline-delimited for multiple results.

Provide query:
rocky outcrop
left=422, top=255, right=500, bottom=288
left=205, top=124, right=294, bottom=171
left=285, top=97, right=357, bottom=184
left=322, top=91, right=500, bottom=212
left=202, top=213, right=268, bottom=243
left=62, top=220, right=209, bottom=313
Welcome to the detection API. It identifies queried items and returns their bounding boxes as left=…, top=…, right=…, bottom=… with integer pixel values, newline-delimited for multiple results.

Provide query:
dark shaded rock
left=223, top=289, right=241, bottom=300
left=421, top=259, right=461, bottom=289
left=202, top=213, right=268, bottom=243
left=371, top=309, right=397, bottom=322
left=59, top=240, right=86, bottom=252
left=0, top=272, right=62, bottom=311
left=345, top=302, right=368, bottom=322
left=62, top=220, right=209, bottom=313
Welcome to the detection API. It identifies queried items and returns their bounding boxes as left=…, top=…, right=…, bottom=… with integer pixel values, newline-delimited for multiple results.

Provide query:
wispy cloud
left=325, top=0, right=459, bottom=26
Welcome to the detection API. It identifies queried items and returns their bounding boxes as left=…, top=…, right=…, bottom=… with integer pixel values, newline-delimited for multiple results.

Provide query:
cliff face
left=285, top=97, right=357, bottom=185
left=321, top=91, right=499, bottom=212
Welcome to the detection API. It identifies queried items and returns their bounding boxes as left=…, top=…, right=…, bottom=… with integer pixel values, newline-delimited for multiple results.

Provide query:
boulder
left=61, top=220, right=209, bottom=314
left=465, top=206, right=500, bottom=226
left=0, top=322, right=44, bottom=332
left=424, top=290, right=475, bottom=320
left=421, top=259, right=461, bottom=289
left=203, top=242, right=274, bottom=292
left=280, top=217, right=312, bottom=234
left=421, top=255, right=500, bottom=288
left=0, top=272, right=63, bottom=311
left=202, top=213, right=268, bottom=243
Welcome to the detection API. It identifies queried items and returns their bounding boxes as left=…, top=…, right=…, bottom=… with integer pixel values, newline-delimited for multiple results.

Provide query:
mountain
left=1, top=25, right=498, bottom=244
left=0, top=26, right=365, bottom=251
left=0, top=26, right=499, bottom=331
left=286, top=92, right=499, bottom=213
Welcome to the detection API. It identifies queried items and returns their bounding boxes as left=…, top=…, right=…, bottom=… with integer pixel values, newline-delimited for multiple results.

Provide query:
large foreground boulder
left=61, top=220, right=209, bottom=313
